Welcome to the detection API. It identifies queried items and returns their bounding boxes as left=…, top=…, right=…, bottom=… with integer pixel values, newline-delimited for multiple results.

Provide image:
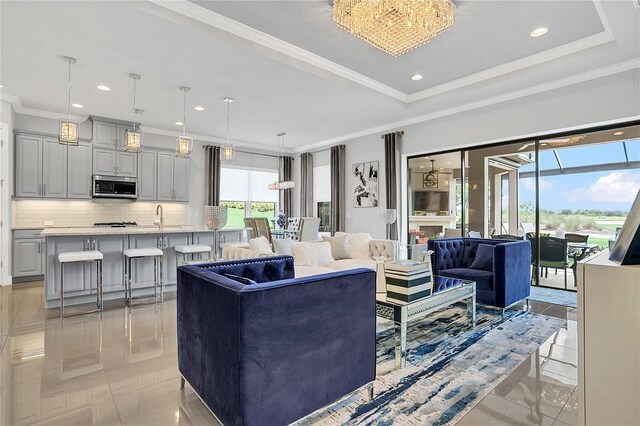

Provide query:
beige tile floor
left=1, top=282, right=578, bottom=426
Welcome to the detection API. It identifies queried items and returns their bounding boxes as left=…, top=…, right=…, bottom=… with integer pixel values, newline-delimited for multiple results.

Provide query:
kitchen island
left=41, top=226, right=248, bottom=308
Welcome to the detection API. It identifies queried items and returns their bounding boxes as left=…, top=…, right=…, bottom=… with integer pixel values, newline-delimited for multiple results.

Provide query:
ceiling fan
left=517, top=135, right=586, bottom=151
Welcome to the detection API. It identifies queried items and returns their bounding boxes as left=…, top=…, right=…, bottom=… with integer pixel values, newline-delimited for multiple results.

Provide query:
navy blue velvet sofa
left=176, top=256, right=376, bottom=426
left=428, top=238, right=531, bottom=308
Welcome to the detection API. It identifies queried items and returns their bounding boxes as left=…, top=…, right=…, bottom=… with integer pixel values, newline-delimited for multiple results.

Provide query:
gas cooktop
left=93, top=222, right=138, bottom=228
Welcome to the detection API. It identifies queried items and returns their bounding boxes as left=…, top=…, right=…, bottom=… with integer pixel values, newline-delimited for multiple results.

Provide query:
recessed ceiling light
left=614, top=131, right=624, bottom=136
left=530, top=27, right=548, bottom=37
left=194, top=106, right=205, bottom=111
left=411, top=74, right=423, bottom=81
left=175, top=121, right=184, bottom=126
left=71, top=103, right=84, bottom=109
left=96, top=85, right=110, bottom=91
left=0, top=84, right=3, bottom=88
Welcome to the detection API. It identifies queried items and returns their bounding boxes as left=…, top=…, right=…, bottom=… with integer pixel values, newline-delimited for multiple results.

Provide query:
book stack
left=384, top=259, right=433, bottom=303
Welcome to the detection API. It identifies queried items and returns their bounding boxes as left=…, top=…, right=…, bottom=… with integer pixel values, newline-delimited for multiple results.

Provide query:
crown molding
left=1, top=92, right=87, bottom=122
left=148, top=0, right=407, bottom=102
left=294, top=59, right=640, bottom=152
left=151, top=0, right=614, bottom=106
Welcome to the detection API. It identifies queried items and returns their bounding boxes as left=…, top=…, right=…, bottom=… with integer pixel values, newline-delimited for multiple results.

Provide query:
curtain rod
left=380, top=130, right=404, bottom=139
left=202, top=144, right=293, bottom=160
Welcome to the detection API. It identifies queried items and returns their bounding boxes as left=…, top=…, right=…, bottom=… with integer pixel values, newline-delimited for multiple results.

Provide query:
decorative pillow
left=336, top=232, right=372, bottom=260
left=291, top=241, right=335, bottom=267
left=273, top=238, right=293, bottom=256
left=249, top=236, right=273, bottom=254
left=322, top=234, right=349, bottom=260
left=222, top=273, right=257, bottom=285
left=469, top=244, right=494, bottom=272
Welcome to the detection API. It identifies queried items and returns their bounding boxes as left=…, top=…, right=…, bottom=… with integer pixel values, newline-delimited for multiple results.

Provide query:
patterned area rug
left=529, top=286, right=578, bottom=308
left=304, top=304, right=564, bottom=426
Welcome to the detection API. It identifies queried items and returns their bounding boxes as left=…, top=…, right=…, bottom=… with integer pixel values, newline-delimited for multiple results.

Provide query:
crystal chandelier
left=221, top=97, right=236, bottom=163
left=268, top=132, right=295, bottom=191
left=59, top=56, right=79, bottom=145
left=333, top=0, right=455, bottom=57
left=175, top=86, right=193, bottom=158
left=123, top=73, right=143, bottom=153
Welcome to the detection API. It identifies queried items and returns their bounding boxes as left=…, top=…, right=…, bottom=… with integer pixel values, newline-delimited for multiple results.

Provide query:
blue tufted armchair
left=428, top=238, right=531, bottom=308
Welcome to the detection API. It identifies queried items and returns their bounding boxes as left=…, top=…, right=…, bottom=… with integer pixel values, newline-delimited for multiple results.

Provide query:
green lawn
left=223, top=206, right=276, bottom=229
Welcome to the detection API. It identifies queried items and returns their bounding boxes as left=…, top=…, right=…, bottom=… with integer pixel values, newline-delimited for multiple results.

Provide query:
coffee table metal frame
left=376, top=278, right=476, bottom=368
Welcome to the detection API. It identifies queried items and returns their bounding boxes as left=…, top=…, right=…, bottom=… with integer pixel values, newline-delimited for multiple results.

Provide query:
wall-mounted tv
left=609, top=189, right=640, bottom=265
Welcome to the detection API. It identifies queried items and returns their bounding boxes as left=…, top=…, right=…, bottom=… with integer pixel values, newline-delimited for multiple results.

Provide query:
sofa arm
left=370, top=239, right=399, bottom=260
left=493, top=240, right=531, bottom=307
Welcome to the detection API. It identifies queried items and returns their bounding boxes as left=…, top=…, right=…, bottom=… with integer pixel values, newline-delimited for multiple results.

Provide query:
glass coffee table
left=376, top=276, right=476, bottom=369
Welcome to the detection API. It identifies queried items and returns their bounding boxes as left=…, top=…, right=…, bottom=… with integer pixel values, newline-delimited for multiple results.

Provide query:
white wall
left=340, top=70, right=640, bottom=242
left=0, top=100, right=15, bottom=285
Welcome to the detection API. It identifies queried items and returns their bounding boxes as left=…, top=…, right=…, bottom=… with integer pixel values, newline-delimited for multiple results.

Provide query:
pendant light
left=268, top=132, right=295, bottom=190
left=123, top=73, right=143, bottom=153
left=175, top=86, right=192, bottom=158
left=58, top=56, right=79, bottom=145
left=220, top=97, right=236, bottom=163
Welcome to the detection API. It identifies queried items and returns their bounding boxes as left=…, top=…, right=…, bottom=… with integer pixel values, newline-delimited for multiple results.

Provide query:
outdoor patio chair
left=539, top=236, right=575, bottom=289
left=565, top=233, right=589, bottom=243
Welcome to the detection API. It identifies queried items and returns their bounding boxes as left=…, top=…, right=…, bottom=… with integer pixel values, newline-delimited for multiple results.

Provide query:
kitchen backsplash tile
left=12, top=200, right=190, bottom=228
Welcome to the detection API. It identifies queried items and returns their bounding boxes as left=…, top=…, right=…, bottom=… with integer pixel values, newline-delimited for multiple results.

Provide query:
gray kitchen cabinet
left=92, top=149, right=137, bottom=177
left=93, top=121, right=118, bottom=148
left=13, top=237, right=43, bottom=277
left=116, top=151, right=137, bottom=177
left=92, top=235, right=127, bottom=293
left=67, top=144, right=92, bottom=199
left=45, top=236, right=92, bottom=296
left=137, top=150, right=157, bottom=200
left=42, top=138, right=68, bottom=198
left=157, top=151, right=174, bottom=201
left=15, top=134, right=42, bottom=197
left=157, top=151, right=189, bottom=201
left=173, top=157, right=189, bottom=201
left=161, top=233, right=191, bottom=286
left=93, top=148, right=116, bottom=175
left=116, top=124, right=129, bottom=149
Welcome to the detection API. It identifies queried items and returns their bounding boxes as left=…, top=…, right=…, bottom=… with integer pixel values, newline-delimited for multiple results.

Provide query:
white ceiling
left=0, top=0, right=638, bottom=151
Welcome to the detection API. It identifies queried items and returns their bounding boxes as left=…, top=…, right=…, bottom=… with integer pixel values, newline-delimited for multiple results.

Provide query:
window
left=313, top=165, right=331, bottom=231
left=220, top=167, right=279, bottom=228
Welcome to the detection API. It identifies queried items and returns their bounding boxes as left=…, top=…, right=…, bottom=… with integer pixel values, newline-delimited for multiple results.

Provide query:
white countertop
left=40, top=226, right=248, bottom=237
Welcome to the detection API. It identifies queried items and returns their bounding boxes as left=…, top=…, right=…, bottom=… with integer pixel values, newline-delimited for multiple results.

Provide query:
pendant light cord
left=132, top=77, right=137, bottom=129
left=67, top=59, right=71, bottom=120
left=226, top=100, right=230, bottom=143
left=182, top=89, right=187, bottom=137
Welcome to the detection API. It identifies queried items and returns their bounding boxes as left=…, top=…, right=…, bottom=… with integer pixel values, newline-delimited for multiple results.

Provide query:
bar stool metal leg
left=98, top=259, right=103, bottom=313
left=60, top=263, right=65, bottom=318
left=160, top=255, right=164, bottom=303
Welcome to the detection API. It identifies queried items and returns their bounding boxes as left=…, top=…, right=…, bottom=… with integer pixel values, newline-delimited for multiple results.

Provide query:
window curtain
left=330, top=144, right=346, bottom=234
left=279, top=155, right=294, bottom=218
left=205, top=145, right=221, bottom=206
left=299, top=152, right=314, bottom=217
left=384, top=132, right=401, bottom=240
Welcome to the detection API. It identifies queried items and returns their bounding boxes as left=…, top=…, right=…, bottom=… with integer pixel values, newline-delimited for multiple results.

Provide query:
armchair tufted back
left=369, top=239, right=398, bottom=260
left=428, top=238, right=505, bottom=273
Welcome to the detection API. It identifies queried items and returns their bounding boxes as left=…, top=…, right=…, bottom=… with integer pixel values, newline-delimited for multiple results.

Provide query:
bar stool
left=175, top=244, right=212, bottom=265
left=123, top=247, right=164, bottom=306
left=58, top=250, right=104, bottom=318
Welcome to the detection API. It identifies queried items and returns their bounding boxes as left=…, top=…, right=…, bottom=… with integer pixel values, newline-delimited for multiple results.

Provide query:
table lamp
left=204, top=206, right=228, bottom=259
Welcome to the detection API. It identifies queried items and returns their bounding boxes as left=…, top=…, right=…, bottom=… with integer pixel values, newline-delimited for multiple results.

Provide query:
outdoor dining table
left=568, top=242, right=599, bottom=261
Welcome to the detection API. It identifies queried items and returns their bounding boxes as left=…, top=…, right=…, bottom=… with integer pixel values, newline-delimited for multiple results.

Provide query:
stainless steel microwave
left=92, top=175, right=138, bottom=199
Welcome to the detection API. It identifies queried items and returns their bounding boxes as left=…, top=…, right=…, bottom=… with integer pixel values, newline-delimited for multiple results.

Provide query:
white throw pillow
left=336, top=232, right=372, bottom=259
left=291, top=241, right=335, bottom=267
left=322, top=234, right=349, bottom=260
left=248, top=236, right=274, bottom=254
left=272, top=238, right=293, bottom=256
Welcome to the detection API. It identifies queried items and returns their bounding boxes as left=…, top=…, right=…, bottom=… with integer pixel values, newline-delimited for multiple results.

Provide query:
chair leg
left=159, top=255, right=164, bottom=303
left=180, top=376, right=186, bottom=390
left=60, top=263, right=65, bottom=318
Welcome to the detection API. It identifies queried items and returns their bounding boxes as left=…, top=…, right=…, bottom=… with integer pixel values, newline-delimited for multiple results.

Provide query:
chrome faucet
left=156, top=204, right=164, bottom=230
